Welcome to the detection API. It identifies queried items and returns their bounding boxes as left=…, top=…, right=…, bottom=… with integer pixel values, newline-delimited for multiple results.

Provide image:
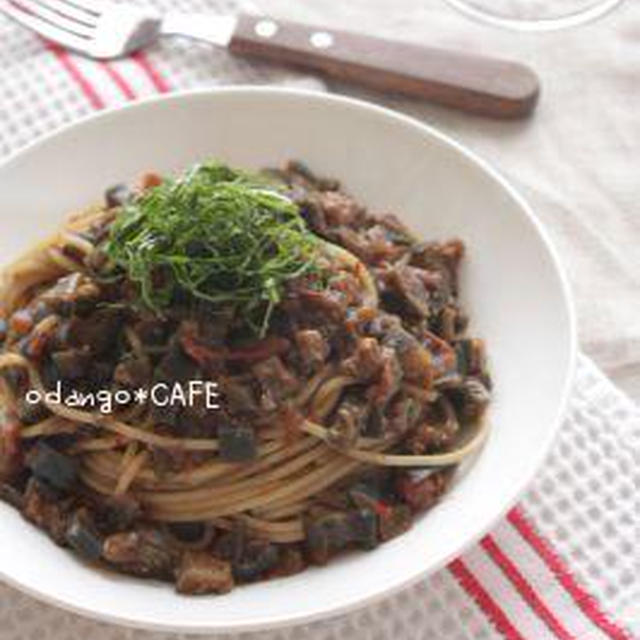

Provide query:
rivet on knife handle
left=228, top=13, right=540, bottom=119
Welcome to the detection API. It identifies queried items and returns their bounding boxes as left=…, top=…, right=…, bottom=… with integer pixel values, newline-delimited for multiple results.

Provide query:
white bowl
left=0, top=88, right=576, bottom=633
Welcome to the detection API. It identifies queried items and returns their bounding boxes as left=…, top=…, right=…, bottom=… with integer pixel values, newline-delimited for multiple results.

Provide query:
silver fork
left=0, top=0, right=241, bottom=58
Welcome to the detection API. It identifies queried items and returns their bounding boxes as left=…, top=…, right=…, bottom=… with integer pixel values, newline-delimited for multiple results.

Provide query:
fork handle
left=228, top=13, right=540, bottom=119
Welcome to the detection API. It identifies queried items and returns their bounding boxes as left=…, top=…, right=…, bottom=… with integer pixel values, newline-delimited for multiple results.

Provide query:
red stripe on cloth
left=131, top=52, right=171, bottom=93
left=101, top=62, right=137, bottom=100
left=46, top=43, right=105, bottom=109
left=448, top=559, right=526, bottom=640
left=481, top=535, right=576, bottom=640
left=508, top=508, right=633, bottom=640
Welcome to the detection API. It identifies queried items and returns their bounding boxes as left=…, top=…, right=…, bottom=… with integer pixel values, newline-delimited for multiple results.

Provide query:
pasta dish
left=0, top=161, right=490, bottom=594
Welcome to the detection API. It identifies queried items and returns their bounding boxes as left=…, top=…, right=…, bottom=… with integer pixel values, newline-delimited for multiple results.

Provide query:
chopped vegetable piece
left=176, top=551, right=234, bottom=595
left=305, top=512, right=353, bottom=565
left=104, top=183, right=131, bottom=209
left=102, top=528, right=175, bottom=579
left=266, top=547, right=306, bottom=578
left=66, top=508, right=103, bottom=562
left=0, top=482, right=22, bottom=508
left=233, top=541, right=279, bottom=582
left=51, top=348, right=92, bottom=380
left=9, top=309, right=33, bottom=335
left=22, top=479, right=69, bottom=545
left=347, top=508, right=378, bottom=550
left=455, top=338, right=487, bottom=378
left=378, top=504, right=412, bottom=541
left=396, top=470, right=449, bottom=513
left=26, top=442, right=78, bottom=493
left=450, top=378, right=491, bottom=422
left=218, top=424, right=257, bottom=462
left=98, top=494, right=142, bottom=532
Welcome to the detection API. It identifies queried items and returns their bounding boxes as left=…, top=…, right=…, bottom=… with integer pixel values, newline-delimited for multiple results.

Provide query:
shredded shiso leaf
left=105, top=162, right=320, bottom=336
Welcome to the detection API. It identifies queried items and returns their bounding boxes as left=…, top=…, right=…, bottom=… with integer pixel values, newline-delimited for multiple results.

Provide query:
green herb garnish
left=105, top=162, right=320, bottom=336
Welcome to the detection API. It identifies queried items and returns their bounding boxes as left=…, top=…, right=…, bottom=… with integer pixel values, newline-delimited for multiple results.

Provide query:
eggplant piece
left=218, top=424, right=257, bottom=463
left=266, top=547, right=306, bottom=578
left=455, top=338, right=488, bottom=379
left=306, top=507, right=380, bottom=564
left=341, top=337, right=383, bottom=382
left=69, top=307, right=123, bottom=355
left=396, top=469, right=450, bottom=513
left=214, top=523, right=246, bottom=563
left=233, top=541, right=279, bottom=582
left=0, top=482, right=24, bottom=509
left=381, top=326, right=431, bottom=384
left=328, top=396, right=369, bottom=448
left=50, top=320, right=71, bottom=351
left=449, top=378, right=491, bottom=423
left=167, top=522, right=207, bottom=544
left=410, top=239, right=464, bottom=296
left=72, top=282, right=102, bottom=316
left=51, top=348, right=92, bottom=380
left=368, top=347, right=403, bottom=409
left=362, top=406, right=384, bottom=438
left=9, top=309, right=34, bottom=335
left=133, top=316, right=168, bottom=345
left=294, top=329, right=330, bottom=373
left=378, top=504, right=412, bottom=542
left=285, top=160, right=339, bottom=191
left=154, top=339, right=199, bottom=383
left=17, top=396, right=49, bottom=425
left=26, top=442, right=78, bottom=493
left=22, top=478, right=70, bottom=545
left=105, top=183, right=131, bottom=209
left=379, top=265, right=432, bottom=318
left=32, top=301, right=52, bottom=324
left=113, top=356, right=152, bottom=388
left=87, top=360, right=115, bottom=386
left=96, top=494, right=141, bottom=533
left=222, top=380, right=259, bottom=416
left=39, top=273, right=83, bottom=316
left=305, top=512, right=353, bottom=565
left=175, top=551, right=234, bottom=595
left=347, top=509, right=378, bottom=550
left=84, top=249, right=109, bottom=273
left=102, top=528, right=176, bottom=579
left=317, top=190, right=365, bottom=227
left=66, top=508, right=103, bottom=562
left=348, top=486, right=394, bottom=548
left=252, top=356, right=299, bottom=403
left=375, top=213, right=415, bottom=246
left=348, top=482, right=391, bottom=513
left=163, top=522, right=215, bottom=551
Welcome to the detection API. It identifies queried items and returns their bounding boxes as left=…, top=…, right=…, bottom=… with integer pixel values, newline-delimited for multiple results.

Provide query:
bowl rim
left=0, top=86, right=577, bottom=633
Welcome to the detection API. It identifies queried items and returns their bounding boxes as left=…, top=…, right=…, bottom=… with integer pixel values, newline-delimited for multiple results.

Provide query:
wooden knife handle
left=228, top=13, right=540, bottom=119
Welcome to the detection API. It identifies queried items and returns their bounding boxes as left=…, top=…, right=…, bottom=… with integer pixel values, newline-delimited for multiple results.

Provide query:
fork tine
left=13, top=0, right=94, bottom=34
left=61, top=0, right=104, bottom=15
left=36, top=0, right=98, bottom=23
left=0, top=1, right=91, bottom=50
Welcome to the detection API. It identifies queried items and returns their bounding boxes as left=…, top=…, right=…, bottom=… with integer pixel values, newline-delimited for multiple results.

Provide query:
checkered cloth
left=0, top=2, right=638, bottom=638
